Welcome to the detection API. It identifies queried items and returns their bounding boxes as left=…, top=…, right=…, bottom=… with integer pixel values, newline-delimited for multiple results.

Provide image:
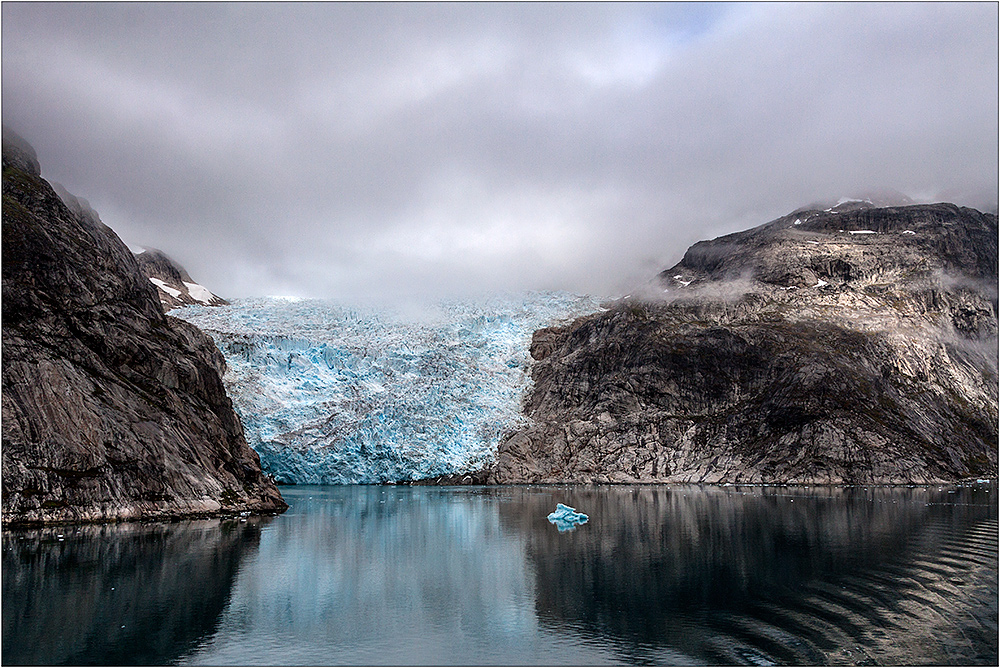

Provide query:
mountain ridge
left=489, top=202, right=998, bottom=484
left=134, top=247, right=228, bottom=309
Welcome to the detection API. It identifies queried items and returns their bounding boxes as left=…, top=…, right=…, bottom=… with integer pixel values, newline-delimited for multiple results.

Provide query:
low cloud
left=3, top=3, right=996, bottom=300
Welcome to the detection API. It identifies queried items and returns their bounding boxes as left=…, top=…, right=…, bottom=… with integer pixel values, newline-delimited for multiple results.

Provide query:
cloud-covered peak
left=3, top=3, right=996, bottom=300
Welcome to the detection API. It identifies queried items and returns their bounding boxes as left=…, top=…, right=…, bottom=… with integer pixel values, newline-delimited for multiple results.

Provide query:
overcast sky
left=3, top=2, right=997, bottom=300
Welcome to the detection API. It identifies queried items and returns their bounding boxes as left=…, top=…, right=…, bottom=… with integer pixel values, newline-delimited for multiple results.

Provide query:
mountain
left=1, top=128, right=286, bottom=525
left=491, top=201, right=998, bottom=484
left=48, top=181, right=227, bottom=310
left=134, top=247, right=228, bottom=309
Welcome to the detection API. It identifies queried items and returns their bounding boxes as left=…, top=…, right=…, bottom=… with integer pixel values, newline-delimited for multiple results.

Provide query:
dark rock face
left=493, top=202, right=998, bottom=484
left=135, top=248, right=228, bottom=310
left=2, top=130, right=286, bottom=525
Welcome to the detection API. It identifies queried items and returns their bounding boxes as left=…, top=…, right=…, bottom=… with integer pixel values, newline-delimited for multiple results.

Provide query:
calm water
left=3, top=484, right=997, bottom=666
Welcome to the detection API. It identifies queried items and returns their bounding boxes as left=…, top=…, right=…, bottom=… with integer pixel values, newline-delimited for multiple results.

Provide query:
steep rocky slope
left=50, top=180, right=226, bottom=310
left=1, top=129, right=286, bottom=525
left=493, top=202, right=998, bottom=484
left=135, top=247, right=228, bottom=309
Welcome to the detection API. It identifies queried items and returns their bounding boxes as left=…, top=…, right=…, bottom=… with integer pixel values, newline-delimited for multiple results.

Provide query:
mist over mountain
left=492, top=201, right=998, bottom=485
left=134, top=247, right=228, bottom=310
left=2, top=121, right=996, bottom=506
left=2, top=3, right=995, bottom=300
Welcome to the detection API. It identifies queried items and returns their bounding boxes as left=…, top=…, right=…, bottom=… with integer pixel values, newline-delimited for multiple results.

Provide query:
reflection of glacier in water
left=174, top=293, right=601, bottom=483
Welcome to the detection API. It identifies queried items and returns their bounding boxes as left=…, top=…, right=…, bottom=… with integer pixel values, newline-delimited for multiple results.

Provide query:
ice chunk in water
left=547, top=503, right=588, bottom=531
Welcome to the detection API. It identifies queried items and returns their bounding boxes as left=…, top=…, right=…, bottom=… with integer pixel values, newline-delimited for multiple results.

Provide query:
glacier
left=173, top=292, right=602, bottom=484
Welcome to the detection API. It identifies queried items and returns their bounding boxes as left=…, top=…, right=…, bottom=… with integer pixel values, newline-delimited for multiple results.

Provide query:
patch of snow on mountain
left=836, top=197, right=872, bottom=206
left=183, top=281, right=215, bottom=304
left=174, top=292, right=602, bottom=484
left=149, top=277, right=181, bottom=298
left=849, top=230, right=877, bottom=235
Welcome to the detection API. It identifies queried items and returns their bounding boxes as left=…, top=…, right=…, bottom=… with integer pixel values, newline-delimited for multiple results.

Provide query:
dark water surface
left=3, top=483, right=997, bottom=665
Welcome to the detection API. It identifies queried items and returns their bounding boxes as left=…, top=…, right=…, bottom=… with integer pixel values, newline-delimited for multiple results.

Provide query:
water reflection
left=3, top=484, right=996, bottom=666
left=179, top=487, right=605, bottom=665
left=501, top=485, right=998, bottom=665
left=3, top=517, right=268, bottom=665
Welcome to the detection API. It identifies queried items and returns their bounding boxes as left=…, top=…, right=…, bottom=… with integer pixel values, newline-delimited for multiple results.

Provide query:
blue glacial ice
left=173, top=292, right=602, bottom=484
left=547, top=503, right=589, bottom=532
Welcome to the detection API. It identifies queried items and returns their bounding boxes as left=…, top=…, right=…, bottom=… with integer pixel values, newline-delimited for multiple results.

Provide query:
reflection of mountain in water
left=183, top=486, right=541, bottom=665
left=8, top=486, right=991, bottom=665
left=2, top=517, right=268, bottom=665
left=502, top=485, right=998, bottom=665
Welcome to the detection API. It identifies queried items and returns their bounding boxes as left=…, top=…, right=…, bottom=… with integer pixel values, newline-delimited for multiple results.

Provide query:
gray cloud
left=3, top=2, right=996, bottom=300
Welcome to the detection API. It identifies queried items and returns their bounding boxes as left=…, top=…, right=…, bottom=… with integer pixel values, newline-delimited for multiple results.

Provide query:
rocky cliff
left=134, top=247, right=228, bottom=310
left=48, top=182, right=226, bottom=311
left=493, top=201, right=998, bottom=484
left=1, top=129, right=286, bottom=525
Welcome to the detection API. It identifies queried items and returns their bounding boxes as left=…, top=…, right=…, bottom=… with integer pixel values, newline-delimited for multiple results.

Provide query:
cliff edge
left=493, top=201, right=998, bottom=484
left=1, top=128, right=286, bottom=525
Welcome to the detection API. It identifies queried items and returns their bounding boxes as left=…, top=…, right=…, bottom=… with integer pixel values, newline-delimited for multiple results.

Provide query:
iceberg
left=547, top=503, right=589, bottom=532
left=173, top=292, right=601, bottom=484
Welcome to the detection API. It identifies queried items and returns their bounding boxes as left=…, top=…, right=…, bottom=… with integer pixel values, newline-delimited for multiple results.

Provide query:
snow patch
left=849, top=230, right=877, bottom=235
left=806, top=240, right=820, bottom=245
left=793, top=219, right=801, bottom=225
left=902, top=230, right=916, bottom=235
left=183, top=281, right=215, bottom=304
left=813, top=279, right=829, bottom=288
left=149, top=277, right=181, bottom=298
left=836, top=197, right=872, bottom=206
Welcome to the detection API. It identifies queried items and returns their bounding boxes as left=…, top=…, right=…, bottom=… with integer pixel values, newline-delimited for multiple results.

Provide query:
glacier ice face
left=173, top=292, right=602, bottom=484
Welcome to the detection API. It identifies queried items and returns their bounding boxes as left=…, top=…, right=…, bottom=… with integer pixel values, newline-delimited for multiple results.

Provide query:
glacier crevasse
left=174, top=293, right=601, bottom=484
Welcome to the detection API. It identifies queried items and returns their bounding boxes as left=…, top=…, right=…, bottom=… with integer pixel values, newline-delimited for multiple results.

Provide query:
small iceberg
left=547, top=503, right=589, bottom=532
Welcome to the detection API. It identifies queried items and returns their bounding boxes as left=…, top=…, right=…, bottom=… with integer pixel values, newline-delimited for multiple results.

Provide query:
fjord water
left=4, top=483, right=996, bottom=666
